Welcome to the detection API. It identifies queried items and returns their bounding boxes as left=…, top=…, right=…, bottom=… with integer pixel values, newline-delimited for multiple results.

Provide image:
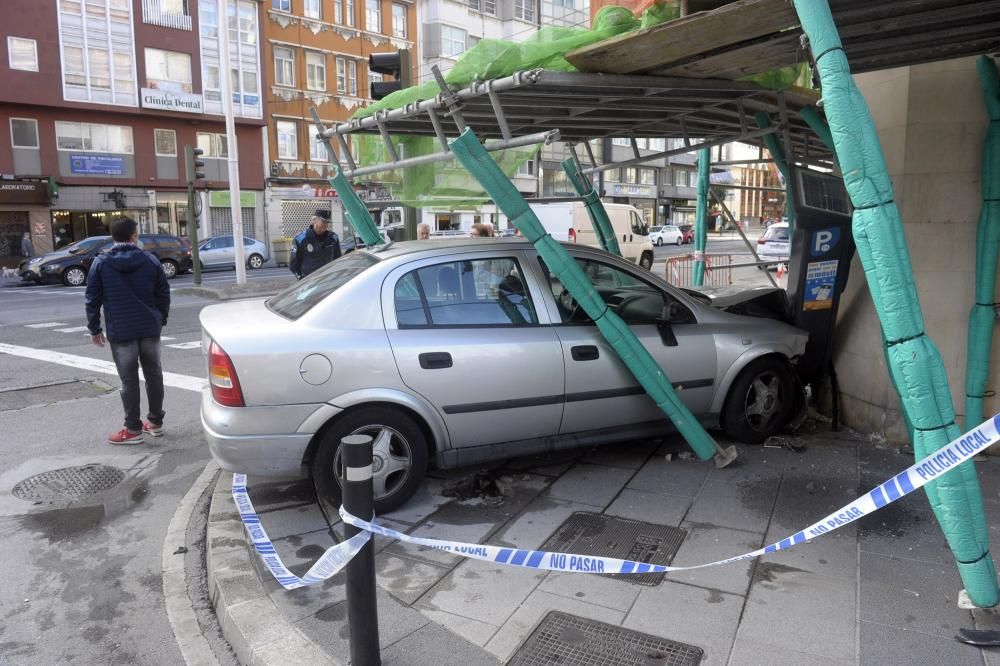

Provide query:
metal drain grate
left=538, top=512, right=686, bottom=586
left=509, top=611, right=703, bottom=666
left=12, top=465, right=126, bottom=503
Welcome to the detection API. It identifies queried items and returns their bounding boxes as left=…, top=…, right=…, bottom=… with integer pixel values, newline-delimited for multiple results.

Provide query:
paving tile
left=375, top=551, right=451, bottom=605
left=382, top=477, right=453, bottom=524
left=491, top=496, right=596, bottom=550
left=628, top=454, right=711, bottom=498
left=381, top=621, right=502, bottom=665
left=244, top=478, right=317, bottom=513
left=727, top=636, right=852, bottom=666
left=859, top=552, right=972, bottom=639
left=976, top=458, right=1000, bottom=507
left=624, top=581, right=743, bottom=666
left=582, top=439, right=658, bottom=469
left=669, top=522, right=762, bottom=596
left=759, top=529, right=858, bottom=582
left=502, top=450, right=583, bottom=477
left=545, top=463, right=635, bottom=508
left=537, top=570, right=642, bottom=612
left=419, top=558, right=546, bottom=627
left=860, top=621, right=983, bottom=666
left=415, top=606, right=499, bottom=647
left=605, top=488, right=691, bottom=527
left=250, top=529, right=348, bottom=623
left=685, top=478, right=777, bottom=535
left=707, top=443, right=792, bottom=484
left=257, top=503, right=330, bottom=541
left=737, top=568, right=855, bottom=663
left=484, top=590, right=625, bottom=663
left=858, top=498, right=957, bottom=566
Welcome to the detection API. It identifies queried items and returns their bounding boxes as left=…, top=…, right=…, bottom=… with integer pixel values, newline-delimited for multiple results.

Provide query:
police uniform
left=290, top=212, right=342, bottom=278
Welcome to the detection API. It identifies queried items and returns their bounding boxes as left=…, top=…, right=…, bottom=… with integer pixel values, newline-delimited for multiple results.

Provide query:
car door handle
left=571, top=345, right=600, bottom=361
left=419, top=352, right=453, bottom=369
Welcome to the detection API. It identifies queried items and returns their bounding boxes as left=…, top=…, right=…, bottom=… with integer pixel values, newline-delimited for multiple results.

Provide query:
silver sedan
left=200, top=239, right=808, bottom=512
left=198, top=236, right=269, bottom=270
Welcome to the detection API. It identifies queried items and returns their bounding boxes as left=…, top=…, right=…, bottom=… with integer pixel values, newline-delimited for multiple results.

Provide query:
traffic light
left=369, top=48, right=411, bottom=101
left=184, top=145, right=206, bottom=185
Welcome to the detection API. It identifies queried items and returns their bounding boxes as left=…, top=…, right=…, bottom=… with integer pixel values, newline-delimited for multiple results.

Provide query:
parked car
left=199, top=236, right=269, bottom=270
left=200, top=238, right=809, bottom=512
left=530, top=201, right=656, bottom=270
left=649, top=225, right=684, bottom=246
left=20, top=234, right=192, bottom=285
left=757, top=222, right=791, bottom=266
left=677, top=224, right=695, bottom=244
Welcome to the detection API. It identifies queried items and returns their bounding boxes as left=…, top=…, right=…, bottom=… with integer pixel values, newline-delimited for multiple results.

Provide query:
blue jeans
left=110, top=337, right=165, bottom=432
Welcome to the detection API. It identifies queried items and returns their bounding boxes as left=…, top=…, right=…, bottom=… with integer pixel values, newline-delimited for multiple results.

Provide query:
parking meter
left=784, top=167, right=856, bottom=386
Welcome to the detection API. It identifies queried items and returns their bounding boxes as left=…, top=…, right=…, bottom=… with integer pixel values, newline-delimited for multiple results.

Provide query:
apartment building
left=263, top=0, right=417, bottom=240
left=0, top=0, right=268, bottom=267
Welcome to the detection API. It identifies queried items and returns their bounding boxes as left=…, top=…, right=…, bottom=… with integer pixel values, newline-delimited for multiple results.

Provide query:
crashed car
left=200, top=239, right=809, bottom=511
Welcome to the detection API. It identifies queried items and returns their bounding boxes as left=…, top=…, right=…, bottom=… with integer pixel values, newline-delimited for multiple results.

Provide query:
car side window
left=220, top=237, right=235, bottom=248
left=393, top=257, right=538, bottom=327
left=631, top=212, right=648, bottom=236
left=541, top=257, right=693, bottom=326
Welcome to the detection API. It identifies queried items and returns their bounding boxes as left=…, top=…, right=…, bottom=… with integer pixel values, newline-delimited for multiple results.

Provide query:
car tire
left=312, top=406, right=428, bottom=514
left=675, top=236, right=682, bottom=246
left=62, top=266, right=87, bottom=287
left=721, top=356, right=796, bottom=444
left=247, top=253, right=264, bottom=269
left=656, top=237, right=663, bottom=246
left=160, top=259, right=178, bottom=279
left=639, top=251, right=654, bottom=270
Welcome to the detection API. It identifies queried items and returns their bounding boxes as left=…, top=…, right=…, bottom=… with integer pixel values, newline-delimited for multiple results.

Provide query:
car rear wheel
left=639, top=252, right=654, bottom=270
left=161, top=259, right=178, bottom=279
left=656, top=237, right=663, bottom=246
left=312, top=406, right=428, bottom=514
left=721, top=356, right=796, bottom=444
left=675, top=236, right=682, bottom=246
left=247, top=253, right=264, bottom=269
left=62, top=266, right=86, bottom=287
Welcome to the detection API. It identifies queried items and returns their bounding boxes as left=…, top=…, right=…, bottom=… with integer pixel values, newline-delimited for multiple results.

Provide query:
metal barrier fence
left=664, top=253, right=735, bottom=288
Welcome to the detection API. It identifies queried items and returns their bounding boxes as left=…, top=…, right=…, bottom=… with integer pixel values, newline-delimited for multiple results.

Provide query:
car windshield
left=65, top=237, right=110, bottom=254
left=267, top=252, right=379, bottom=320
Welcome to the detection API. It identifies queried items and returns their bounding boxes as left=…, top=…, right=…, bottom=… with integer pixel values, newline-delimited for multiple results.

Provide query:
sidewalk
left=207, top=419, right=1000, bottom=665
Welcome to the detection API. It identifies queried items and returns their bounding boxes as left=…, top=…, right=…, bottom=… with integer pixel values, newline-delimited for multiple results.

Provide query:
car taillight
left=209, top=341, right=245, bottom=407
left=757, top=238, right=767, bottom=245
left=568, top=228, right=577, bottom=243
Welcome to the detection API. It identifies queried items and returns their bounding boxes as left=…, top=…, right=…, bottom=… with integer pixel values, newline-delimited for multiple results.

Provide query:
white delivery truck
left=528, top=201, right=655, bottom=270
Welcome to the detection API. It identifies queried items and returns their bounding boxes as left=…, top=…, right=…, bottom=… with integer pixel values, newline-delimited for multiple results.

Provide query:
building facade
left=262, top=0, right=417, bottom=241
left=0, top=0, right=268, bottom=268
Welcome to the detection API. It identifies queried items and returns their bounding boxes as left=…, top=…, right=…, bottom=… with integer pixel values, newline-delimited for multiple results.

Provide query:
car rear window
left=267, top=252, right=379, bottom=320
left=763, top=226, right=789, bottom=241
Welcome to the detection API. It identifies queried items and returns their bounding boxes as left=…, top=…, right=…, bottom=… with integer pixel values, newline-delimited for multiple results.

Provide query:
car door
left=215, top=235, right=236, bottom=266
left=384, top=251, right=565, bottom=448
left=537, top=255, right=718, bottom=434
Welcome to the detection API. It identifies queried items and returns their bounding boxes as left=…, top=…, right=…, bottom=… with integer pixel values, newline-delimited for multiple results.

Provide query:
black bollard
left=342, top=434, right=381, bottom=666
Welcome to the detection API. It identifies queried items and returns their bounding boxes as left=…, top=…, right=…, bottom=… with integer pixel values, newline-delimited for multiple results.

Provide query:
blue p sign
left=812, top=228, right=840, bottom=256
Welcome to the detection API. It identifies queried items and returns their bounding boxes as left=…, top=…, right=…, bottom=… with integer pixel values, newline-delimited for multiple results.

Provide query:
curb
left=206, top=473, right=337, bottom=666
left=175, top=279, right=295, bottom=301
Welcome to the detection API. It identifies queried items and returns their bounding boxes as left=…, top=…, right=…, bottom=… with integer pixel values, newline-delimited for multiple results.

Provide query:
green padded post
left=793, top=0, right=998, bottom=607
left=561, top=157, right=621, bottom=256
left=800, top=106, right=835, bottom=153
left=965, top=56, right=1000, bottom=431
left=693, top=148, right=710, bottom=286
left=327, top=166, right=384, bottom=247
left=755, top=112, right=796, bottom=233
left=449, top=129, right=722, bottom=463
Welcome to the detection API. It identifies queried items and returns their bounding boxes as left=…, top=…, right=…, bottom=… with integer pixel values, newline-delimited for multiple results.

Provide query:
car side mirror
left=657, top=302, right=679, bottom=347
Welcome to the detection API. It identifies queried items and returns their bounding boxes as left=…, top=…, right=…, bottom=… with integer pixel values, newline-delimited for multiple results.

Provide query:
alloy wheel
left=333, top=424, right=413, bottom=500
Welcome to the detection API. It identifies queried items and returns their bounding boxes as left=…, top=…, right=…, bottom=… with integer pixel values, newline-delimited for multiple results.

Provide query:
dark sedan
left=20, top=234, right=192, bottom=286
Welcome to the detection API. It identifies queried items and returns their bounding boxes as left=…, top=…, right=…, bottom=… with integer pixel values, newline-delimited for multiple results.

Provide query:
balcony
left=142, top=0, right=193, bottom=31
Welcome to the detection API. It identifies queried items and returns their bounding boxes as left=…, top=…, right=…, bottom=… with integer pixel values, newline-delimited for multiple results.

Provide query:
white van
left=528, top=202, right=655, bottom=269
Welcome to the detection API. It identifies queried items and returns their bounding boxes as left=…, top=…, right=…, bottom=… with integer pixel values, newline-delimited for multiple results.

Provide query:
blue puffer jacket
left=85, top=244, right=170, bottom=343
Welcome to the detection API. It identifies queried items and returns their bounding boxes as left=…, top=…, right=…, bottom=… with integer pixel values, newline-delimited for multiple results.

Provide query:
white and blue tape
left=234, top=414, right=1000, bottom=587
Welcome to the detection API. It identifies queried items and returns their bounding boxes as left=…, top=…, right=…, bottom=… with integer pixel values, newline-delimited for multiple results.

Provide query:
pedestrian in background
left=417, top=223, right=431, bottom=240
left=21, top=232, right=33, bottom=258
left=470, top=223, right=491, bottom=238
left=85, top=216, right=170, bottom=445
left=291, top=209, right=341, bottom=279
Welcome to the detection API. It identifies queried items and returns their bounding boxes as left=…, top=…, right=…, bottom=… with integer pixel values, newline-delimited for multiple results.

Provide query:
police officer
left=290, top=209, right=341, bottom=278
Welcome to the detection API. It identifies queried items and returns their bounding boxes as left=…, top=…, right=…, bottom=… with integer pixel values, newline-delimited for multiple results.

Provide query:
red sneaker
left=142, top=421, right=164, bottom=437
left=108, top=428, right=143, bottom=445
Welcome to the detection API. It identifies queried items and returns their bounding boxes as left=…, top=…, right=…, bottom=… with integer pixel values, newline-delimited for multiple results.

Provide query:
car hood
left=684, top=286, right=790, bottom=321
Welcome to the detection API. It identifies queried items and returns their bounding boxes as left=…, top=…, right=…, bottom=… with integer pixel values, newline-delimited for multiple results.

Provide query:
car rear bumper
left=201, top=389, right=324, bottom=478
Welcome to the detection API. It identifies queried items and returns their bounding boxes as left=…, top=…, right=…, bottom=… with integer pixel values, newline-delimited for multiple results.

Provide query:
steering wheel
left=559, top=289, right=582, bottom=321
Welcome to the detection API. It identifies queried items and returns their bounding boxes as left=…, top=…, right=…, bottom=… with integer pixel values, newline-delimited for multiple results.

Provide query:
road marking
left=25, top=322, right=67, bottom=328
left=54, top=326, right=90, bottom=333
left=0, top=343, right=205, bottom=392
left=167, top=341, right=202, bottom=350
left=161, top=336, right=176, bottom=341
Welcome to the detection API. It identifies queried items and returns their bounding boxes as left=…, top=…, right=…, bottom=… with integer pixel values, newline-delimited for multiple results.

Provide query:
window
left=345, top=0, right=355, bottom=26
left=200, top=0, right=261, bottom=117
left=604, top=168, right=620, bottom=183
left=89, top=48, right=111, bottom=89
left=662, top=168, right=673, bottom=186
left=441, top=25, right=466, bottom=57
left=394, top=258, right=538, bottom=327
left=306, top=51, right=325, bottom=91
left=688, top=170, right=699, bottom=187
left=516, top=160, right=534, bottom=176
left=514, top=0, right=535, bottom=22
left=196, top=132, right=228, bottom=157
left=348, top=60, right=357, bottom=95
left=365, top=0, right=380, bottom=32
left=268, top=252, right=378, bottom=320
left=55, top=121, right=134, bottom=153
left=154, top=129, right=177, bottom=156
left=10, top=119, right=39, bottom=149
left=639, top=168, right=656, bottom=185
left=274, top=47, right=295, bottom=86
left=303, top=0, right=321, bottom=18
left=271, top=0, right=290, bottom=9
left=623, top=167, right=638, bottom=183
left=336, top=57, right=346, bottom=93
left=145, top=48, right=193, bottom=93
left=369, top=70, right=382, bottom=84
left=391, top=3, right=406, bottom=37
left=276, top=121, right=297, bottom=159
left=612, top=137, right=629, bottom=147
left=334, top=0, right=342, bottom=22
left=58, top=0, right=136, bottom=105
left=648, top=138, right=665, bottom=151
left=310, top=132, right=328, bottom=161
left=7, top=37, right=38, bottom=72
left=468, top=0, right=495, bottom=14
left=237, top=4, right=257, bottom=45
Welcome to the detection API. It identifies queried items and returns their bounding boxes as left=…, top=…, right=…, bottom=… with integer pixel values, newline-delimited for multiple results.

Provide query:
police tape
left=232, top=475, right=369, bottom=590
left=237, top=414, right=1000, bottom=585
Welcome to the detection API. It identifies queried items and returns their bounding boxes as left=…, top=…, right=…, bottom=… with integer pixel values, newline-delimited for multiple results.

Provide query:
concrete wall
left=834, top=56, right=996, bottom=440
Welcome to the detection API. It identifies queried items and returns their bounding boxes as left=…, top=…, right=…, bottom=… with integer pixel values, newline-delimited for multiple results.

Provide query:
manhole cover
left=509, top=611, right=703, bottom=666
left=538, top=512, right=685, bottom=586
left=12, top=465, right=126, bottom=503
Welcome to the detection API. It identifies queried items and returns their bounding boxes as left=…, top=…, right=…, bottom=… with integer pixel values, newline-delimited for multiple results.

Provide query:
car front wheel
left=247, top=253, right=264, bottom=269
left=721, top=357, right=796, bottom=444
left=62, top=266, right=87, bottom=286
left=639, top=252, right=654, bottom=270
left=312, top=406, right=428, bottom=514
left=655, top=237, right=663, bottom=246
left=161, top=259, right=178, bottom=279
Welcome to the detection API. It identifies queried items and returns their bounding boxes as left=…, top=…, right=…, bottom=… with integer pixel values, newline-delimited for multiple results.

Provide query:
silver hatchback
left=200, top=239, right=808, bottom=512
left=198, top=236, right=269, bottom=270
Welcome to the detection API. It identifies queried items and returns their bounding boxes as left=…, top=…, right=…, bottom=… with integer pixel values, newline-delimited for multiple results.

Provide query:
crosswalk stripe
left=25, top=322, right=67, bottom=328
left=167, top=341, right=202, bottom=350
left=54, top=326, right=90, bottom=333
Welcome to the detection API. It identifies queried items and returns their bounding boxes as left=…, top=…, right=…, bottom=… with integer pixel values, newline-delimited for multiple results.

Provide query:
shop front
left=48, top=186, right=154, bottom=248
left=604, top=182, right=658, bottom=225
left=0, top=178, right=55, bottom=267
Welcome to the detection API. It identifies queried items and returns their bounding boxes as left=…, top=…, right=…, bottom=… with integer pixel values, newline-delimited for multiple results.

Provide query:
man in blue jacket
left=85, top=217, right=171, bottom=445
left=290, top=209, right=341, bottom=278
